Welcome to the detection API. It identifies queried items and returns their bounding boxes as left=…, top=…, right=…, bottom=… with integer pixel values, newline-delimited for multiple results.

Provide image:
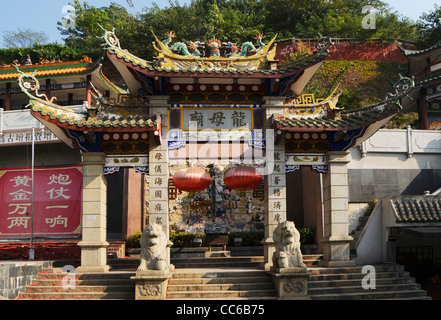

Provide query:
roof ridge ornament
left=99, top=24, right=121, bottom=49
left=16, top=66, right=58, bottom=104
left=385, top=74, right=416, bottom=109
left=313, top=35, right=334, bottom=54
left=150, top=30, right=278, bottom=72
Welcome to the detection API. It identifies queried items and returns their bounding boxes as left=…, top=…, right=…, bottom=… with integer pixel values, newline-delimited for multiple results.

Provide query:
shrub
left=298, top=227, right=316, bottom=245
left=170, top=232, right=205, bottom=248
left=126, top=231, right=142, bottom=248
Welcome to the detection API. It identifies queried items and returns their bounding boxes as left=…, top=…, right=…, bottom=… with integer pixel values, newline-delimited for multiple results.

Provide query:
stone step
left=17, top=291, right=135, bottom=300
left=308, top=283, right=422, bottom=295
left=166, top=289, right=277, bottom=299
left=16, top=269, right=136, bottom=300
left=308, top=264, right=406, bottom=274
left=309, top=290, right=431, bottom=300
left=171, top=269, right=270, bottom=279
left=308, top=276, right=416, bottom=288
left=168, top=282, right=275, bottom=292
left=169, top=275, right=271, bottom=285
left=166, top=269, right=277, bottom=300
left=34, top=270, right=135, bottom=280
left=30, top=278, right=136, bottom=286
left=306, top=264, right=431, bottom=300
left=108, top=254, right=321, bottom=270
left=308, top=271, right=411, bottom=281
left=23, top=284, right=134, bottom=293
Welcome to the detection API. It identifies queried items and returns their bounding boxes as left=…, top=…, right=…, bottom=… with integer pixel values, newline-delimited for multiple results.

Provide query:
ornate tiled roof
left=29, top=99, right=158, bottom=132
left=102, top=28, right=332, bottom=78
left=273, top=102, right=400, bottom=132
left=16, top=66, right=159, bottom=133
left=0, top=57, right=100, bottom=83
left=273, top=75, right=415, bottom=132
left=399, top=41, right=441, bottom=57
left=391, top=196, right=441, bottom=223
left=415, top=70, right=441, bottom=86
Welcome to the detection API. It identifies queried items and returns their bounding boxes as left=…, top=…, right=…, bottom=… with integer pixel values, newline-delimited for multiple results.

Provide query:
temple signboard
left=168, top=104, right=265, bottom=149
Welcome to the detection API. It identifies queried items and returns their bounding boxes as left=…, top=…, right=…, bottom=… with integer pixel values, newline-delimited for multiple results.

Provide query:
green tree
left=416, top=4, right=441, bottom=47
left=58, top=1, right=141, bottom=59
left=261, top=0, right=418, bottom=40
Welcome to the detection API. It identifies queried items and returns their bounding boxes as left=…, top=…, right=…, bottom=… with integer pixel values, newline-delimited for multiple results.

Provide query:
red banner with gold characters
left=0, top=166, right=82, bottom=238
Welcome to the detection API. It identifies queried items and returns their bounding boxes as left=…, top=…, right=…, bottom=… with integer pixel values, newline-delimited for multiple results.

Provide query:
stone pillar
left=147, top=96, right=172, bottom=265
left=263, top=97, right=287, bottom=270
left=131, top=96, right=173, bottom=300
left=319, top=151, right=355, bottom=267
left=77, top=152, right=110, bottom=273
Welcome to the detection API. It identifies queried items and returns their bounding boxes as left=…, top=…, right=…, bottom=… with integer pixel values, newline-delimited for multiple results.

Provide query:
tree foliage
left=3, top=0, right=440, bottom=64
left=55, top=0, right=427, bottom=60
left=2, top=28, right=49, bottom=48
left=416, top=4, right=441, bottom=47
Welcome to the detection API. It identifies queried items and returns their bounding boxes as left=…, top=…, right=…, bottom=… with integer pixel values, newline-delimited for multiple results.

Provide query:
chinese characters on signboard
left=183, top=109, right=252, bottom=130
left=0, top=166, right=82, bottom=237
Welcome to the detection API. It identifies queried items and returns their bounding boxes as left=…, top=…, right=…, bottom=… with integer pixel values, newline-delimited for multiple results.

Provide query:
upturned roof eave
left=29, top=98, right=158, bottom=133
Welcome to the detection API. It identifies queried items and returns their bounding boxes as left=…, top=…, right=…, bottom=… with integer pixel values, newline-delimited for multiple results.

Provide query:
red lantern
left=172, top=167, right=212, bottom=194
left=223, top=166, right=262, bottom=192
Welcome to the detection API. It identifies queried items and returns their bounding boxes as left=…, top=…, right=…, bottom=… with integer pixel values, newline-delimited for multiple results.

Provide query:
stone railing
left=358, top=126, right=441, bottom=158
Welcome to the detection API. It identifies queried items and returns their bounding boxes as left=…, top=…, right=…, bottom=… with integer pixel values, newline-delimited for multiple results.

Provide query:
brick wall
left=276, top=40, right=416, bottom=63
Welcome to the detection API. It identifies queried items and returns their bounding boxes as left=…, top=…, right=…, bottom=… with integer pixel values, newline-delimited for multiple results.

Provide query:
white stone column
left=147, top=96, right=171, bottom=264
left=77, top=152, right=110, bottom=273
left=319, top=151, right=355, bottom=267
left=262, top=97, right=287, bottom=270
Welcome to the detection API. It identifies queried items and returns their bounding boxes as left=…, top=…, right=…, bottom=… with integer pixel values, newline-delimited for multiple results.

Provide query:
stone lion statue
left=272, top=221, right=306, bottom=269
left=138, top=223, right=169, bottom=272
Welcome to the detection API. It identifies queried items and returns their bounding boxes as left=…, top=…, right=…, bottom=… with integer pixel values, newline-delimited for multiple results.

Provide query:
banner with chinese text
left=0, top=166, right=82, bottom=238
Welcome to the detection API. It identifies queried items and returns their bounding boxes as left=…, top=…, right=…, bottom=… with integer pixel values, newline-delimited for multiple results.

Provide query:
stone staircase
left=307, top=264, right=432, bottom=300
left=13, top=253, right=433, bottom=300
left=166, top=269, right=277, bottom=300
left=17, top=268, right=135, bottom=300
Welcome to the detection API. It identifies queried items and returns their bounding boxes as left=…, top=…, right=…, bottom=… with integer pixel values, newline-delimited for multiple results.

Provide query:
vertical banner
left=0, top=166, right=82, bottom=238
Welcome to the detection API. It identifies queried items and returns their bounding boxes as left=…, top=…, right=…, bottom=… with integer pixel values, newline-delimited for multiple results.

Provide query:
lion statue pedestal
left=268, top=221, right=310, bottom=300
left=131, top=223, right=174, bottom=300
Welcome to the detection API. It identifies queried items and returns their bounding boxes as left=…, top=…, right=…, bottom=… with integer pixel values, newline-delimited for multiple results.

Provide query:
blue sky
left=0, top=0, right=438, bottom=48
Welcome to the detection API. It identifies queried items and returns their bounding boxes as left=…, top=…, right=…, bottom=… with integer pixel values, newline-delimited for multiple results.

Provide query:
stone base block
left=131, top=269, right=173, bottom=300
left=76, top=265, right=110, bottom=273
left=320, top=236, right=355, bottom=267
left=268, top=267, right=310, bottom=300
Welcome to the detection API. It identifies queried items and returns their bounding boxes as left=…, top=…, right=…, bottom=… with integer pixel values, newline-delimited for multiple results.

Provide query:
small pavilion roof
left=0, top=57, right=101, bottom=83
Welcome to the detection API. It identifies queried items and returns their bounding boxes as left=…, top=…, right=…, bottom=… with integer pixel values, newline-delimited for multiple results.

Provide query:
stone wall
left=348, top=169, right=441, bottom=203
left=348, top=128, right=441, bottom=203
left=0, top=261, right=52, bottom=299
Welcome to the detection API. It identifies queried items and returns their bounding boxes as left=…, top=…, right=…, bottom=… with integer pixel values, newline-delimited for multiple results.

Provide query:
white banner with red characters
left=0, top=166, right=82, bottom=238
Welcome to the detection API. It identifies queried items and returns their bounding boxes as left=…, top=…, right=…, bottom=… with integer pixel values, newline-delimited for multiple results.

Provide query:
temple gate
left=18, top=28, right=415, bottom=275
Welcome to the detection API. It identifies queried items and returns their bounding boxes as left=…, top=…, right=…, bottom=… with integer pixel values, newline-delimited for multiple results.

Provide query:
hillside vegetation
left=304, top=60, right=419, bottom=128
